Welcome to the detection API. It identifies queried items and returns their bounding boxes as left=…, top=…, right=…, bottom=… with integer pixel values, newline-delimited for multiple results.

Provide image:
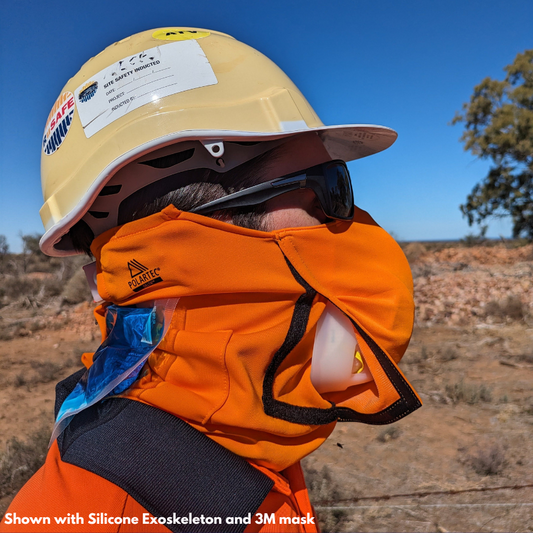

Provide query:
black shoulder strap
left=54, top=374, right=274, bottom=533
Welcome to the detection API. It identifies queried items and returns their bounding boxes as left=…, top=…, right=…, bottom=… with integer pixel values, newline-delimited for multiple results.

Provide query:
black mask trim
left=262, top=260, right=338, bottom=425
left=262, top=257, right=421, bottom=426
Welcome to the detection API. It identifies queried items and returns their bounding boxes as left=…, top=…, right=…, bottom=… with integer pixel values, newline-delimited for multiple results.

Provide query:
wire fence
left=314, top=482, right=533, bottom=509
left=316, top=502, right=533, bottom=510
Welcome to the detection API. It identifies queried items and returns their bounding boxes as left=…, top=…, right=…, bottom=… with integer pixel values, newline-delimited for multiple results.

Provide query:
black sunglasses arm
left=191, top=174, right=306, bottom=215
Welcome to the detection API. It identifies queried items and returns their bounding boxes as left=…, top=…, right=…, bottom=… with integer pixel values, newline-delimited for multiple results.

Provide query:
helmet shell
left=40, top=27, right=397, bottom=255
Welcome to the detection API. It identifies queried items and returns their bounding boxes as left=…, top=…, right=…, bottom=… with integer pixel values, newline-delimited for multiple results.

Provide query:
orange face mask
left=90, top=205, right=420, bottom=470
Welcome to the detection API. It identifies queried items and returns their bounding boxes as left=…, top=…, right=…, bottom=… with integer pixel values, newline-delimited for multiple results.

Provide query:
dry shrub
left=524, top=398, right=533, bottom=416
left=440, top=346, right=459, bottom=362
left=30, top=361, right=63, bottom=384
left=402, top=242, right=427, bottom=264
left=27, top=257, right=63, bottom=274
left=303, top=465, right=350, bottom=532
left=0, top=275, right=64, bottom=306
left=460, top=232, right=487, bottom=247
left=411, top=263, right=435, bottom=279
left=61, top=269, right=92, bottom=305
left=0, top=255, right=91, bottom=307
left=518, top=354, right=533, bottom=364
left=0, top=277, right=42, bottom=300
left=13, top=363, right=63, bottom=388
left=0, top=328, right=14, bottom=341
left=50, top=317, right=69, bottom=330
left=419, top=345, right=429, bottom=361
left=445, top=379, right=492, bottom=404
left=42, top=278, right=64, bottom=298
left=27, top=321, right=42, bottom=333
left=485, top=295, right=526, bottom=321
left=406, top=345, right=430, bottom=365
left=13, top=373, right=26, bottom=388
left=466, top=443, right=507, bottom=476
left=0, top=320, right=46, bottom=342
left=0, top=425, right=50, bottom=500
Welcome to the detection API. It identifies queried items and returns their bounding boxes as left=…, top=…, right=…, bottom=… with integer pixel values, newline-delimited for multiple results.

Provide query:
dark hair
left=70, top=148, right=281, bottom=256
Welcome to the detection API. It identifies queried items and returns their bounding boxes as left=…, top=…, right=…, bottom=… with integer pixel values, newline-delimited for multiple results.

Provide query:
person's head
left=39, top=28, right=397, bottom=257
left=69, top=133, right=348, bottom=255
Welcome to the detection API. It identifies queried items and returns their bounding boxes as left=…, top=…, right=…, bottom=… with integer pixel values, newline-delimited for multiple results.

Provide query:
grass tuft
left=466, top=443, right=507, bottom=476
left=303, top=464, right=350, bottom=532
left=485, top=295, right=526, bottom=321
left=445, top=379, right=492, bottom=404
left=0, top=426, right=50, bottom=500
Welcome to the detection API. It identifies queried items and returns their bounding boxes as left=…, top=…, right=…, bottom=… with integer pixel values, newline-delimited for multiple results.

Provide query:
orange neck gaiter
left=90, top=205, right=420, bottom=471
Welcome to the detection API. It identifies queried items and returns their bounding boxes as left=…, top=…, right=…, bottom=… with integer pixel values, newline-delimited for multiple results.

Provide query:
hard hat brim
left=40, top=123, right=396, bottom=256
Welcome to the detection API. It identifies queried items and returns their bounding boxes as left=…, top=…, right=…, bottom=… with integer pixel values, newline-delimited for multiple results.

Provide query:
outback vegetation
left=0, top=233, right=91, bottom=321
left=453, top=49, right=533, bottom=239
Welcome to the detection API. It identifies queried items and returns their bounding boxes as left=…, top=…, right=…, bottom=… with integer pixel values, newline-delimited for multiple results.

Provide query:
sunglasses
left=191, top=160, right=354, bottom=220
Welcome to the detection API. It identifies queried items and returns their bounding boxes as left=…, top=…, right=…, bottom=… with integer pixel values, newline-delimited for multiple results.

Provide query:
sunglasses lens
left=324, top=162, right=353, bottom=219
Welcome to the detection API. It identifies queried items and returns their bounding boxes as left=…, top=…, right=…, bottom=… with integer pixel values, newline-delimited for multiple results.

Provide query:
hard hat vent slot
left=99, top=185, right=122, bottom=196
left=229, top=141, right=261, bottom=147
left=89, top=211, right=109, bottom=219
left=139, top=148, right=195, bottom=169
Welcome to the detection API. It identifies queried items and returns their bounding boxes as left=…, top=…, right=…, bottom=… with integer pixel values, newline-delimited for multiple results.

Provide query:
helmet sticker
left=78, top=81, right=98, bottom=102
left=152, top=29, right=210, bottom=41
left=42, top=92, right=75, bottom=155
left=75, top=40, right=218, bottom=139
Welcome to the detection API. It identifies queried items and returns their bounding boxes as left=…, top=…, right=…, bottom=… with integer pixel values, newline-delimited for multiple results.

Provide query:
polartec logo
left=127, top=260, right=163, bottom=292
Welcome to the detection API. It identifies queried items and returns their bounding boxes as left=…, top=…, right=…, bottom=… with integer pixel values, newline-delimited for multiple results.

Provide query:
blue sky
left=1, top=0, right=532, bottom=251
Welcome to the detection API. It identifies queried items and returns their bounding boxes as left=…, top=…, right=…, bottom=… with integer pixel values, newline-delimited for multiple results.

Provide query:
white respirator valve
left=310, top=302, right=374, bottom=394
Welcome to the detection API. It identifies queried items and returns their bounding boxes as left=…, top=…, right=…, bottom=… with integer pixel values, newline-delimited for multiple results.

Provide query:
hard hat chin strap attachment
left=201, top=140, right=226, bottom=168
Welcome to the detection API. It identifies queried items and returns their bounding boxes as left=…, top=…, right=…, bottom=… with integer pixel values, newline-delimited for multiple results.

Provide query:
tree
left=0, top=235, right=8, bottom=257
left=21, top=234, right=42, bottom=255
left=452, top=50, right=533, bottom=238
left=0, top=235, right=9, bottom=271
left=20, top=233, right=47, bottom=273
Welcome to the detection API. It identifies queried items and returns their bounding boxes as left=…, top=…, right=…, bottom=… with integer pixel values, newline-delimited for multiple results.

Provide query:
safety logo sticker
left=42, top=91, right=75, bottom=155
left=127, top=259, right=163, bottom=292
left=152, top=29, right=210, bottom=41
left=75, top=40, right=218, bottom=138
left=78, top=81, right=98, bottom=103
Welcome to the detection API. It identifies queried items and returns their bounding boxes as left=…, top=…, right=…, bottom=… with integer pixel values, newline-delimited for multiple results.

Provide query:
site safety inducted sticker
left=74, top=40, right=218, bottom=138
left=42, top=92, right=75, bottom=155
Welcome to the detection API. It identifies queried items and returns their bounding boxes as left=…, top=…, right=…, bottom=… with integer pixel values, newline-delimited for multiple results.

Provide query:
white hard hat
left=40, top=27, right=397, bottom=256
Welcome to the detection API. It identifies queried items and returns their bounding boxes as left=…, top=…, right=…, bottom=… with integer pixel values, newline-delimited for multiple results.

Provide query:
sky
left=0, top=0, right=532, bottom=252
